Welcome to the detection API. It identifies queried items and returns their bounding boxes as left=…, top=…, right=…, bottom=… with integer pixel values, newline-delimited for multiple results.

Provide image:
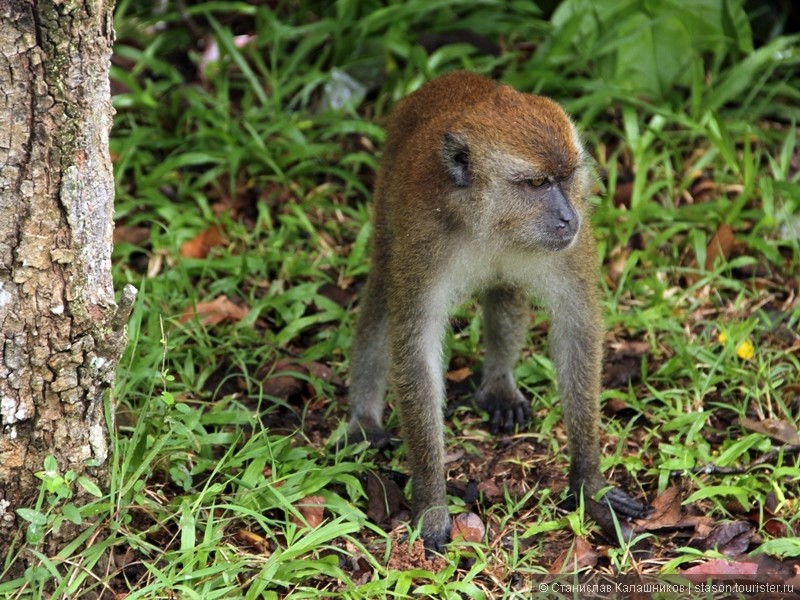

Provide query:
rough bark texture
left=0, top=0, right=133, bottom=561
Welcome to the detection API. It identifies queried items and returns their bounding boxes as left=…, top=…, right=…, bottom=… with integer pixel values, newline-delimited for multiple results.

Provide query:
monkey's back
left=375, top=72, right=500, bottom=237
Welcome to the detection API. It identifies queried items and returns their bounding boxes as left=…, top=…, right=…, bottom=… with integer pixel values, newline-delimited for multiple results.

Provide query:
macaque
left=344, top=71, right=650, bottom=552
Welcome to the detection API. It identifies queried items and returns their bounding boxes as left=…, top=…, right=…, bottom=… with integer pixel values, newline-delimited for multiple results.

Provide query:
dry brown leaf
left=613, top=180, right=633, bottom=208
left=704, top=223, right=735, bottom=271
left=446, top=367, right=472, bottom=383
left=113, top=225, right=150, bottom=246
left=307, top=361, right=333, bottom=382
left=261, top=358, right=332, bottom=400
left=262, top=358, right=305, bottom=400
left=738, top=417, right=800, bottom=445
left=291, top=495, right=325, bottom=528
left=550, top=537, right=599, bottom=573
left=317, top=282, right=354, bottom=307
left=695, top=521, right=753, bottom=556
left=682, top=515, right=716, bottom=539
left=365, top=471, right=404, bottom=526
left=477, top=478, right=502, bottom=499
left=689, top=176, right=719, bottom=202
left=179, top=295, right=248, bottom=326
left=608, top=339, right=649, bottom=356
left=637, top=486, right=682, bottom=530
left=682, top=558, right=759, bottom=577
left=606, top=245, right=630, bottom=287
left=179, top=224, right=224, bottom=259
left=450, top=512, right=485, bottom=544
left=234, top=529, right=271, bottom=554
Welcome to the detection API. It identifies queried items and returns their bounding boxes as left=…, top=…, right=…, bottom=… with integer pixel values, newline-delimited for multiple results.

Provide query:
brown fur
left=344, top=71, right=650, bottom=553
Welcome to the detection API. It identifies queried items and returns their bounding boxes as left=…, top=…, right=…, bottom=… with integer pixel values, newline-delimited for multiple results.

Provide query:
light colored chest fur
left=433, top=237, right=562, bottom=312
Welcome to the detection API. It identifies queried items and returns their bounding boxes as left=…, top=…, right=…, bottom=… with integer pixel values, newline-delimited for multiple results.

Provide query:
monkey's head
left=439, top=85, right=592, bottom=253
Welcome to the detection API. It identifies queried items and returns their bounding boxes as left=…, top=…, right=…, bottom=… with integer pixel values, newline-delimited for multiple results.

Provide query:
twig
left=669, top=444, right=800, bottom=478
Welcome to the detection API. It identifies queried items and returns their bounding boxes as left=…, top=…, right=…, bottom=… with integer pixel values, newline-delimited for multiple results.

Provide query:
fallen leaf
left=261, top=359, right=333, bottom=401
left=550, top=537, right=599, bottom=573
left=450, top=512, right=485, bottom=543
left=613, top=180, right=633, bottom=208
left=179, top=295, right=248, bottom=326
left=291, top=495, right=325, bottom=528
left=695, top=521, right=753, bottom=556
left=345, top=541, right=374, bottom=586
left=689, top=176, right=719, bottom=202
left=179, top=225, right=224, bottom=259
left=681, top=515, right=716, bottom=538
left=477, top=478, right=502, bottom=499
left=262, top=359, right=306, bottom=400
left=682, top=558, right=759, bottom=577
left=446, top=367, right=472, bottom=383
left=234, top=529, right=271, bottom=554
left=365, top=471, right=404, bottom=526
left=607, top=339, right=649, bottom=357
left=602, top=358, right=641, bottom=388
left=606, top=245, right=630, bottom=287
left=738, top=417, right=800, bottom=445
left=307, top=361, right=333, bottom=382
left=638, top=486, right=682, bottom=530
left=704, top=223, right=735, bottom=271
left=317, top=282, right=354, bottom=307
left=113, top=225, right=150, bottom=246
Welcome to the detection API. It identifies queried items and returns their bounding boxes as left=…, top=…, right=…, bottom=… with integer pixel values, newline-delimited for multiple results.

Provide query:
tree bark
left=0, top=0, right=133, bottom=563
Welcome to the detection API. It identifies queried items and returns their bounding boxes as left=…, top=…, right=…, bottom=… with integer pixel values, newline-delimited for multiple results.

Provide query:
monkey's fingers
left=476, top=388, right=532, bottom=434
left=600, top=487, right=653, bottom=520
left=333, top=427, right=396, bottom=451
left=421, top=516, right=452, bottom=559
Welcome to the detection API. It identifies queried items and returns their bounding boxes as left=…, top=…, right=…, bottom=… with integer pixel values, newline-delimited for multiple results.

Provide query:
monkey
left=343, top=71, right=651, bottom=553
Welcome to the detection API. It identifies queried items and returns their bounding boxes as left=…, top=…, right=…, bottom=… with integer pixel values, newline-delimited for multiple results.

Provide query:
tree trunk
left=0, top=0, right=134, bottom=563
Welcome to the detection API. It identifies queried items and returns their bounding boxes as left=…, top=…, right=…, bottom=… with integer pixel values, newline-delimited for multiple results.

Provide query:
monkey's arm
left=474, top=285, right=532, bottom=432
left=545, top=262, right=651, bottom=527
left=389, top=296, right=452, bottom=554
left=345, top=272, right=393, bottom=448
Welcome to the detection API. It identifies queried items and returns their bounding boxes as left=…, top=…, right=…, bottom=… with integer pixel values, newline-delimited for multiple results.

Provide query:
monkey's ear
left=442, top=132, right=471, bottom=187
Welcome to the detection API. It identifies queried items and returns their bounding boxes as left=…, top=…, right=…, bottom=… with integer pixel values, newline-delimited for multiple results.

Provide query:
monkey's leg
left=547, top=290, right=652, bottom=529
left=390, top=307, right=451, bottom=554
left=474, top=285, right=532, bottom=433
left=346, top=276, right=392, bottom=448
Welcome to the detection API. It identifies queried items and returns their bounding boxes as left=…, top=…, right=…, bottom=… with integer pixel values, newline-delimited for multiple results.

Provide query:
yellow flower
left=736, top=339, right=755, bottom=360
left=717, top=331, right=754, bottom=360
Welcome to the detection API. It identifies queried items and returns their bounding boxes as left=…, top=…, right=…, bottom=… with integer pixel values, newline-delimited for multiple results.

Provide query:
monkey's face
left=440, top=104, right=591, bottom=254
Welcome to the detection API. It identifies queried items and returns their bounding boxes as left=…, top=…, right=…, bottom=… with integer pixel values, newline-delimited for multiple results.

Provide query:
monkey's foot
left=335, top=421, right=395, bottom=451
left=474, top=386, right=531, bottom=434
left=419, top=508, right=452, bottom=558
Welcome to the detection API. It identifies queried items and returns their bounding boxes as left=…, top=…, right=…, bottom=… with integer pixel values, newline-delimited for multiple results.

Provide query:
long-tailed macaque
left=344, top=71, right=650, bottom=552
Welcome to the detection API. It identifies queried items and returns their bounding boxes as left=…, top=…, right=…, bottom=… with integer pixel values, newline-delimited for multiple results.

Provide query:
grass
left=3, top=0, right=800, bottom=597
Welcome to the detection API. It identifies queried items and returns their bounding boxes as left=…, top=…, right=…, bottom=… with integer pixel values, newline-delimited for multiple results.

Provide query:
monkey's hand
left=474, top=385, right=531, bottom=434
left=335, top=422, right=396, bottom=451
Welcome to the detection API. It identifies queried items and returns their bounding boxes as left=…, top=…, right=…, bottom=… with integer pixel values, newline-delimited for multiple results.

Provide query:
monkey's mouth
left=528, top=222, right=580, bottom=252
left=542, top=233, right=578, bottom=251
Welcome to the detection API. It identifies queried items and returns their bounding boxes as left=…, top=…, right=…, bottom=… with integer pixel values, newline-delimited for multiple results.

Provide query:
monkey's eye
left=523, top=177, right=548, bottom=188
left=453, top=151, right=469, bottom=167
